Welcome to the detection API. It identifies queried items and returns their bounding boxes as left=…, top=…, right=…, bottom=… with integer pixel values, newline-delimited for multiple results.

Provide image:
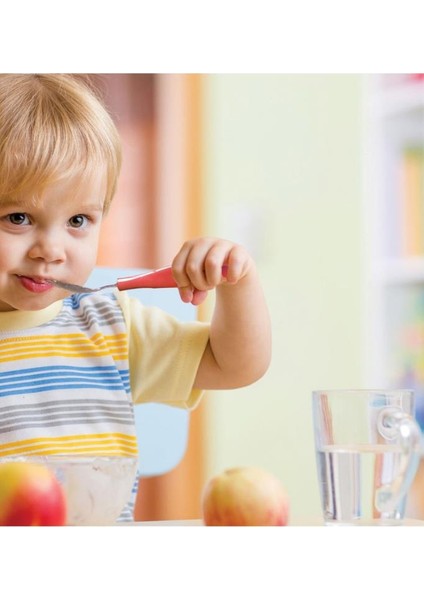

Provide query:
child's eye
left=68, top=214, right=88, bottom=228
left=7, top=213, right=30, bottom=225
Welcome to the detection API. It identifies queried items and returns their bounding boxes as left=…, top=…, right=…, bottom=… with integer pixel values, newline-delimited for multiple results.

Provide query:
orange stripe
left=0, top=434, right=138, bottom=457
left=0, top=333, right=128, bottom=362
left=0, top=447, right=138, bottom=458
left=0, top=350, right=128, bottom=363
left=0, top=332, right=127, bottom=350
left=0, top=432, right=137, bottom=450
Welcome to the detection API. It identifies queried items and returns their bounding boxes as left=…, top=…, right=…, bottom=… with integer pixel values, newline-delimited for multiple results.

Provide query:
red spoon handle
left=116, top=267, right=176, bottom=290
left=116, top=265, right=228, bottom=291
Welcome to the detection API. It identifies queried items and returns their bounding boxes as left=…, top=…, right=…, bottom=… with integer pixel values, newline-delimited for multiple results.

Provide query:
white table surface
left=126, top=516, right=424, bottom=526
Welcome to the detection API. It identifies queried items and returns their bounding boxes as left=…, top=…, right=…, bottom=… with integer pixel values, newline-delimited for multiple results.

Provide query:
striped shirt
left=0, top=291, right=210, bottom=520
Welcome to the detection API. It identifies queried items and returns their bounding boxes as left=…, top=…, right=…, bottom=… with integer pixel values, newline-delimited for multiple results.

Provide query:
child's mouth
left=17, top=275, right=55, bottom=293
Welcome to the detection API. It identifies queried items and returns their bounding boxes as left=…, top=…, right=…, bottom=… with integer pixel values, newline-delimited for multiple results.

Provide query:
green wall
left=201, top=74, right=364, bottom=521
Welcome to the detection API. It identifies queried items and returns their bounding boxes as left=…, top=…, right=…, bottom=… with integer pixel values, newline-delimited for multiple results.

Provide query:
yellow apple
left=0, top=461, right=67, bottom=526
left=202, top=466, right=289, bottom=526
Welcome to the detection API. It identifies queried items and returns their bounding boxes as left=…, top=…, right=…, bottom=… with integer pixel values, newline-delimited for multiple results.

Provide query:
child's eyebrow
left=0, top=199, right=105, bottom=212
left=0, top=200, right=27, bottom=211
left=76, top=202, right=104, bottom=212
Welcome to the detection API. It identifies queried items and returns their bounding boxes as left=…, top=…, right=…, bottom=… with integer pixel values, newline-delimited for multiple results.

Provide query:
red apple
left=202, top=466, right=289, bottom=526
left=0, top=461, right=67, bottom=526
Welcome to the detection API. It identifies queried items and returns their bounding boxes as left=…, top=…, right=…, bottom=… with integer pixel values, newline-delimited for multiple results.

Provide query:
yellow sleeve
left=117, top=291, right=210, bottom=409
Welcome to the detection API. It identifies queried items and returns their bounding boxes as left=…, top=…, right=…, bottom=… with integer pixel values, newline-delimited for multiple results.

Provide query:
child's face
left=0, top=172, right=106, bottom=311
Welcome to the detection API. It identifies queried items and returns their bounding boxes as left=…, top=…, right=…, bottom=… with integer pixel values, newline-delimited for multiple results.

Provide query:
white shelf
left=365, top=74, right=424, bottom=391
left=370, top=81, right=424, bottom=118
left=372, top=257, right=424, bottom=285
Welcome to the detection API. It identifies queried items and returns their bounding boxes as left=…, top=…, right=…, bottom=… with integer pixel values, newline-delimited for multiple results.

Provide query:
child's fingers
left=203, top=246, right=231, bottom=286
left=172, top=238, right=250, bottom=291
left=171, top=245, right=195, bottom=289
left=178, top=285, right=194, bottom=304
left=220, top=245, right=249, bottom=284
left=191, top=289, right=208, bottom=305
left=175, top=241, right=220, bottom=290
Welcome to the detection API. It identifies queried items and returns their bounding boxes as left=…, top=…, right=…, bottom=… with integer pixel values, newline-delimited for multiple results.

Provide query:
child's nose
left=27, top=231, right=66, bottom=263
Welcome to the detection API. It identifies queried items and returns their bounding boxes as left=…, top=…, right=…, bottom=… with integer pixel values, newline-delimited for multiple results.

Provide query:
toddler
left=0, top=74, right=271, bottom=521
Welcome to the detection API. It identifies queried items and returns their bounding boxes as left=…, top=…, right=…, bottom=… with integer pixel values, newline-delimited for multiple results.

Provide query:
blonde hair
left=0, top=74, right=122, bottom=211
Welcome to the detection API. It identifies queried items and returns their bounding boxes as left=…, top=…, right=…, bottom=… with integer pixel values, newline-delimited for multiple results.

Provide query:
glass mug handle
left=375, top=407, right=421, bottom=513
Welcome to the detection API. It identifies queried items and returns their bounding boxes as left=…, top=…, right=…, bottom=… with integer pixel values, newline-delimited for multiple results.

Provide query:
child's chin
left=19, top=293, right=66, bottom=311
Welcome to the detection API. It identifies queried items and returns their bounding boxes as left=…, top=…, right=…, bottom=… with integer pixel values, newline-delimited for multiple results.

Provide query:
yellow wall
left=201, top=74, right=364, bottom=520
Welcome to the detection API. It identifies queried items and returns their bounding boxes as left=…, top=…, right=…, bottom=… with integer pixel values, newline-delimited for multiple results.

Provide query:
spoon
left=47, top=265, right=228, bottom=294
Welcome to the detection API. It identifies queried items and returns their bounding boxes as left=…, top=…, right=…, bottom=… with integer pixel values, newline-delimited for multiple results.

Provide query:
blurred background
left=89, top=73, right=424, bottom=522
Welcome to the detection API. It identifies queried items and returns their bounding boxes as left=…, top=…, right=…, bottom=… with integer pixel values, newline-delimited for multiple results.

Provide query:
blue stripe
left=0, top=365, right=130, bottom=379
left=0, top=376, right=127, bottom=389
left=0, top=382, right=130, bottom=397
left=0, top=366, right=131, bottom=396
left=63, top=291, right=116, bottom=309
left=0, top=373, right=130, bottom=386
left=63, top=294, right=91, bottom=308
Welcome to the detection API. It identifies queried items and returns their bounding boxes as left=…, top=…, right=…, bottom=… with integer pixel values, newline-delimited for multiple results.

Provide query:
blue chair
left=86, top=266, right=195, bottom=477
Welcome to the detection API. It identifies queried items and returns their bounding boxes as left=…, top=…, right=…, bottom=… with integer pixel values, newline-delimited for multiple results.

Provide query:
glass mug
left=312, top=389, right=422, bottom=525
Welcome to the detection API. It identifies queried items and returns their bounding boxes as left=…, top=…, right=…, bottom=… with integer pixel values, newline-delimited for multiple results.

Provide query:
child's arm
left=172, top=237, right=272, bottom=390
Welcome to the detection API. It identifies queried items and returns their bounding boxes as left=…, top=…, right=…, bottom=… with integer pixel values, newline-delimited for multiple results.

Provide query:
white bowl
left=0, top=455, right=138, bottom=526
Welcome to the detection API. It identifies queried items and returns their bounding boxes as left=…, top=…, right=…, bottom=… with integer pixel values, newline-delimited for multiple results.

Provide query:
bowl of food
left=0, top=455, right=138, bottom=526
